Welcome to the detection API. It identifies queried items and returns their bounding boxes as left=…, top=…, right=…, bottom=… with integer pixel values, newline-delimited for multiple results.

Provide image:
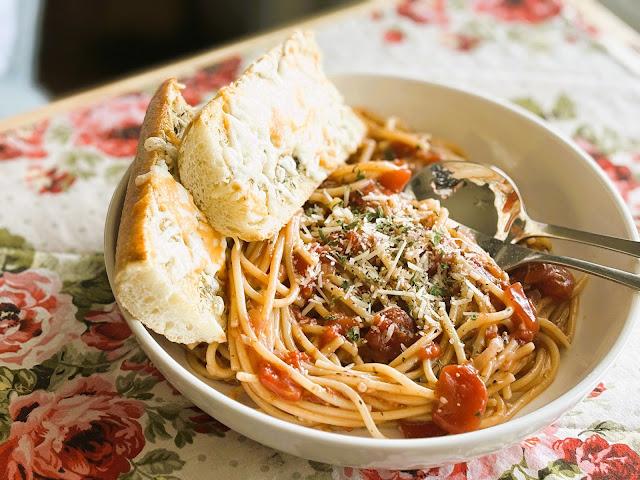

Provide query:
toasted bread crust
left=116, top=80, right=178, bottom=271
left=114, top=79, right=227, bottom=344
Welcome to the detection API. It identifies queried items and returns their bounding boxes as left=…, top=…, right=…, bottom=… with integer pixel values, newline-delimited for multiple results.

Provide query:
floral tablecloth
left=1, top=0, right=640, bottom=478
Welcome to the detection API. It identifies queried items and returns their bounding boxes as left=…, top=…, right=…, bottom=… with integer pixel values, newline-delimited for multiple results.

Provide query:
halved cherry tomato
left=378, top=167, right=412, bottom=193
left=398, top=420, right=448, bottom=438
left=510, top=263, right=575, bottom=301
left=417, top=341, right=442, bottom=360
left=504, top=282, right=539, bottom=343
left=258, top=360, right=303, bottom=401
left=432, top=363, right=487, bottom=434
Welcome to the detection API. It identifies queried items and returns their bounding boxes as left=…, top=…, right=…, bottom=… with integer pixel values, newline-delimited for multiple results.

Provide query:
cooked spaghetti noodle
left=187, top=110, right=583, bottom=439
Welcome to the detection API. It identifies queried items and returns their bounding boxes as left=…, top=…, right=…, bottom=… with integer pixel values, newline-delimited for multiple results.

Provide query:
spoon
left=406, top=160, right=640, bottom=257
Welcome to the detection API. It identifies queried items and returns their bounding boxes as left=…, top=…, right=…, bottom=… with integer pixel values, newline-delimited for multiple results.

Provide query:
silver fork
left=459, top=224, right=640, bottom=290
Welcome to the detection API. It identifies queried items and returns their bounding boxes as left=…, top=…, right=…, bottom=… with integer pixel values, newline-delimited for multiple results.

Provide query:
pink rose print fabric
left=474, top=0, right=563, bottom=23
left=341, top=460, right=499, bottom=480
left=69, top=94, right=151, bottom=158
left=0, top=120, right=48, bottom=161
left=0, top=0, right=638, bottom=478
left=0, top=270, right=83, bottom=368
left=0, top=375, right=145, bottom=480
left=589, top=382, right=607, bottom=398
left=554, top=435, right=640, bottom=480
left=574, top=136, right=640, bottom=202
left=81, top=304, right=131, bottom=359
left=24, top=165, right=76, bottom=194
left=179, top=56, right=243, bottom=106
left=384, top=29, right=406, bottom=43
left=397, top=0, right=449, bottom=25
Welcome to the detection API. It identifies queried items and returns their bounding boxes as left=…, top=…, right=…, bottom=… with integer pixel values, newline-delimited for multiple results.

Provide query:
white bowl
left=104, top=74, right=640, bottom=469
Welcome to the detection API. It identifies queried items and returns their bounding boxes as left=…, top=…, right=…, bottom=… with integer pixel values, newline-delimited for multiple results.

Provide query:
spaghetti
left=187, top=110, right=584, bottom=439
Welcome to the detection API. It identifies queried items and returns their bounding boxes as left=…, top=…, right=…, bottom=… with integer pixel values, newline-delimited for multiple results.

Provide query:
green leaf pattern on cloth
left=0, top=228, right=34, bottom=273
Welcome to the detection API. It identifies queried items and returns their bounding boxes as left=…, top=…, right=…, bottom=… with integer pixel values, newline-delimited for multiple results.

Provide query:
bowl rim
left=104, top=72, right=640, bottom=453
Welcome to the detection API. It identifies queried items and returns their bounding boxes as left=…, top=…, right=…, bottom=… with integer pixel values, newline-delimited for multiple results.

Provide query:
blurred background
left=0, top=0, right=637, bottom=118
left=38, top=0, right=357, bottom=97
left=0, top=0, right=358, bottom=118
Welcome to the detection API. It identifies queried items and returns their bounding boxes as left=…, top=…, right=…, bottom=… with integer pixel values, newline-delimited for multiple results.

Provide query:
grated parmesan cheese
left=297, top=174, right=506, bottom=339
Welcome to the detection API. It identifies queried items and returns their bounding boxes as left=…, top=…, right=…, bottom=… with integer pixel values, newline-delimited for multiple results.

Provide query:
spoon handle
left=524, top=250, right=640, bottom=290
left=466, top=225, right=640, bottom=290
left=527, top=220, right=640, bottom=258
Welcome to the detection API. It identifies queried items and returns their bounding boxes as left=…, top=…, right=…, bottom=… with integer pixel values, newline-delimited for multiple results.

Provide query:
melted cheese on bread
left=178, top=31, right=365, bottom=241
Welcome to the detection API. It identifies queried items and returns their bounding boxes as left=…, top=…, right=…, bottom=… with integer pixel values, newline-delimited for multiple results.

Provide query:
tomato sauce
left=319, top=324, right=341, bottom=347
left=293, top=252, right=310, bottom=276
left=349, top=181, right=384, bottom=211
left=398, top=420, right=448, bottom=439
left=432, top=363, right=487, bottom=434
left=502, top=191, right=520, bottom=213
left=293, top=243, right=335, bottom=295
left=258, top=360, right=303, bottom=401
left=290, top=305, right=317, bottom=325
left=379, top=166, right=412, bottom=193
left=311, top=243, right=336, bottom=275
left=247, top=304, right=265, bottom=330
left=363, top=307, right=419, bottom=363
left=299, top=283, right=314, bottom=300
left=344, top=230, right=374, bottom=255
left=328, top=230, right=374, bottom=256
left=388, top=142, right=419, bottom=160
left=280, top=351, right=310, bottom=371
left=504, top=282, right=539, bottom=343
left=469, top=256, right=508, bottom=289
left=319, top=314, right=360, bottom=348
left=387, top=142, right=445, bottom=174
left=484, top=323, right=499, bottom=341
